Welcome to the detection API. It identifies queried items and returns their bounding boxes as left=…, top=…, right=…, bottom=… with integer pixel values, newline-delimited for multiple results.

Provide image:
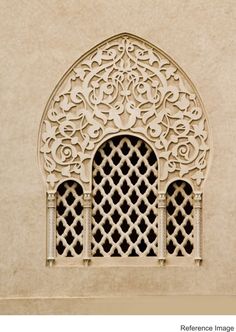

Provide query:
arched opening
left=92, top=135, right=158, bottom=257
left=166, top=180, right=194, bottom=257
left=39, top=33, right=210, bottom=265
left=56, top=180, right=84, bottom=257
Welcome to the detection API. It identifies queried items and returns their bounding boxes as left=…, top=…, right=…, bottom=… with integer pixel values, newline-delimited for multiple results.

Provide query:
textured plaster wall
left=0, top=0, right=235, bottom=313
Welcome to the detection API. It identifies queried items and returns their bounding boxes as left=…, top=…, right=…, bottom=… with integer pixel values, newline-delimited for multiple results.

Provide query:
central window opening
left=92, top=135, right=159, bottom=257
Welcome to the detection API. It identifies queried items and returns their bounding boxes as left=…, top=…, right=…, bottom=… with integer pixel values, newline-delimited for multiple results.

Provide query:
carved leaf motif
left=193, top=119, right=207, bottom=139
left=40, top=141, right=50, bottom=153
left=138, top=67, right=149, bottom=81
left=174, top=95, right=190, bottom=110
left=195, top=153, right=207, bottom=170
left=42, top=121, right=57, bottom=141
left=92, top=49, right=103, bottom=65
left=44, top=155, right=56, bottom=172
left=178, top=77, right=189, bottom=93
left=100, top=67, right=114, bottom=82
left=72, top=164, right=81, bottom=174
left=148, top=49, right=159, bottom=65
left=80, top=134, right=90, bottom=152
left=165, top=65, right=177, bottom=79
left=159, top=134, right=169, bottom=150
left=59, top=95, right=76, bottom=111
left=151, top=109, right=166, bottom=124
left=74, top=67, right=86, bottom=80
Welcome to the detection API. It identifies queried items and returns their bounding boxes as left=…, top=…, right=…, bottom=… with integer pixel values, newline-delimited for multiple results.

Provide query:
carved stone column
left=47, top=192, right=56, bottom=266
left=83, top=193, right=92, bottom=265
left=157, top=192, right=166, bottom=265
left=194, top=192, right=202, bottom=265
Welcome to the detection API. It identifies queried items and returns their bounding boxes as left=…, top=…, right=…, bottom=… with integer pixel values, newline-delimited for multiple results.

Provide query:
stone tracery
left=39, top=33, right=210, bottom=191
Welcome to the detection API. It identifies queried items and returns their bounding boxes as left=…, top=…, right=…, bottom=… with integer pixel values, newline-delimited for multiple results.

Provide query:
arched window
left=39, top=33, right=210, bottom=267
left=92, top=135, right=158, bottom=257
left=56, top=180, right=83, bottom=257
left=166, top=180, right=194, bottom=257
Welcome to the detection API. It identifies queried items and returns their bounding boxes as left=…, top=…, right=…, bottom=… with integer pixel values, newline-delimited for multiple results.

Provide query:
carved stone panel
left=38, top=33, right=210, bottom=193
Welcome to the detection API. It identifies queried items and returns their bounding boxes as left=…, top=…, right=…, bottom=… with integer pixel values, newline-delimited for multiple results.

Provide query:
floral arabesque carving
left=39, top=34, right=210, bottom=190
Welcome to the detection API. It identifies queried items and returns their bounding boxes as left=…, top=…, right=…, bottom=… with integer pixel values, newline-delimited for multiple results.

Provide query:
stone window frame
left=38, top=33, right=211, bottom=267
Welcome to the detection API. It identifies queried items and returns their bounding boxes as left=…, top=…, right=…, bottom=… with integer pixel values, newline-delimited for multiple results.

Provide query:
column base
left=83, top=258, right=91, bottom=266
left=158, top=258, right=166, bottom=266
left=47, top=258, right=55, bottom=267
left=194, top=258, right=202, bottom=266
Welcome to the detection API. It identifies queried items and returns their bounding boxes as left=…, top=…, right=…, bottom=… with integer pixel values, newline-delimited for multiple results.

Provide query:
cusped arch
left=38, top=32, right=211, bottom=192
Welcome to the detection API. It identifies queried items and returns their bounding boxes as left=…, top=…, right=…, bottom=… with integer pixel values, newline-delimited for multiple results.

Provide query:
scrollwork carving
left=39, top=33, right=210, bottom=190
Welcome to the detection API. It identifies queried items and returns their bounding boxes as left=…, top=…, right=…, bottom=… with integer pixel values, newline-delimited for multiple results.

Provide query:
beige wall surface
left=0, top=0, right=235, bottom=314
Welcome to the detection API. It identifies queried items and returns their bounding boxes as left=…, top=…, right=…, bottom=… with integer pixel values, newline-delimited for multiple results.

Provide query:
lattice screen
left=56, top=180, right=83, bottom=257
left=92, top=136, right=159, bottom=257
left=166, top=180, right=194, bottom=256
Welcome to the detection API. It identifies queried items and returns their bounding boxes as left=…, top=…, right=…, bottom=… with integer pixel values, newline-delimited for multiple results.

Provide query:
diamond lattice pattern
left=56, top=180, right=83, bottom=257
left=92, top=136, right=158, bottom=257
left=166, top=180, right=194, bottom=256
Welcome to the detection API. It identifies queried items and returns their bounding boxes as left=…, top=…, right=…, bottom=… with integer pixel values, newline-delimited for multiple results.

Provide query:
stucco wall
left=0, top=0, right=235, bottom=314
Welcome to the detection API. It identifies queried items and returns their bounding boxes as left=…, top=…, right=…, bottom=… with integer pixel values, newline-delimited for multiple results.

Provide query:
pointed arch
left=38, top=32, right=211, bottom=193
left=39, top=33, right=211, bottom=265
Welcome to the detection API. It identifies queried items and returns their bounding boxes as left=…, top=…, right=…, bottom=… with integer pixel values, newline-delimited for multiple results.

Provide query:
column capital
left=47, top=192, right=56, bottom=208
left=194, top=192, right=202, bottom=201
left=83, top=193, right=92, bottom=208
left=157, top=192, right=166, bottom=208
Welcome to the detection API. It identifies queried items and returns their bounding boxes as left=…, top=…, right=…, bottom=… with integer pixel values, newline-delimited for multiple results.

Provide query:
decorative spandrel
left=39, top=33, right=210, bottom=191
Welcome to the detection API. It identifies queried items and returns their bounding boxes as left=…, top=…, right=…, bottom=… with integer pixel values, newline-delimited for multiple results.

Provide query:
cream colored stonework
left=0, top=0, right=235, bottom=314
left=39, top=33, right=210, bottom=191
left=38, top=32, right=208, bottom=266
